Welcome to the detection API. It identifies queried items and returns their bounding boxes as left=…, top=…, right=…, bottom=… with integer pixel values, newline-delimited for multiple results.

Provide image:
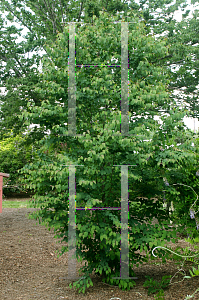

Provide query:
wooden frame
left=0, top=173, right=10, bottom=213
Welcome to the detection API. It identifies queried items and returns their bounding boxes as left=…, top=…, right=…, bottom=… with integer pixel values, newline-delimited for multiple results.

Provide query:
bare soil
left=1, top=198, right=199, bottom=300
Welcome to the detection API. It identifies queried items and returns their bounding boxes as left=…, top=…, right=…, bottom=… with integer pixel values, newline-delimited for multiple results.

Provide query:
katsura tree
left=1, top=0, right=198, bottom=139
left=19, top=10, right=197, bottom=293
left=0, top=0, right=132, bottom=139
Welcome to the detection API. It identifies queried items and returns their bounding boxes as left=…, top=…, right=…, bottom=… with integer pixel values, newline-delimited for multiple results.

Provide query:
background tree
left=141, top=0, right=199, bottom=119
left=0, top=130, right=36, bottom=195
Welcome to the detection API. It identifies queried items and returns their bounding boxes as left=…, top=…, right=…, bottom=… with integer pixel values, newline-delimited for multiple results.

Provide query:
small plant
left=184, top=237, right=199, bottom=266
left=168, top=244, right=199, bottom=267
left=152, top=243, right=199, bottom=300
left=143, top=275, right=171, bottom=295
left=184, top=265, right=199, bottom=279
left=151, top=183, right=199, bottom=300
left=184, top=291, right=199, bottom=300
left=154, top=289, right=165, bottom=300
left=68, top=275, right=93, bottom=294
left=152, top=240, right=199, bottom=300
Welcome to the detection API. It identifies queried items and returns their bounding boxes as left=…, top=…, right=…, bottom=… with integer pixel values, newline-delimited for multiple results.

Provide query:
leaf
left=6, top=5, right=199, bottom=296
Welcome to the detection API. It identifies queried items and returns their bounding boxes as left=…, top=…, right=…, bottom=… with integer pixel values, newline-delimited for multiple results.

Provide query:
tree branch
left=78, top=1, right=84, bottom=22
left=0, top=55, right=22, bottom=77
left=43, top=0, right=58, bottom=34
left=151, top=54, right=173, bottom=64
left=3, top=1, right=35, bottom=35
left=59, top=0, right=64, bottom=26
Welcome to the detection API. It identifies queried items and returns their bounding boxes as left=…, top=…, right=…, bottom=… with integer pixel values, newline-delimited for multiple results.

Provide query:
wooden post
left=0, top=173, right=10, bottom=213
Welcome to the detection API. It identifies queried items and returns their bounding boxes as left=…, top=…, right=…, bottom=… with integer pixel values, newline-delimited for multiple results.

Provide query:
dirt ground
left=1, top=198, right=199, bottom=300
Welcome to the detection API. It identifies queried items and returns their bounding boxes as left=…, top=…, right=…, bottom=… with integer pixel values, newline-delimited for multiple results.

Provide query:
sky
left=0, top=0, right=199, bottom=132
left=168, top=0, right=199, bottom=132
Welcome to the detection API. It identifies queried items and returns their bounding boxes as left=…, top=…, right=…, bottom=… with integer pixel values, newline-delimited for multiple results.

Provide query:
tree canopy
left=0, top=0, right=198, bottom=139
left=17, top=9, right=199, bottom=293
left=0, top=0, right=198, bottom=293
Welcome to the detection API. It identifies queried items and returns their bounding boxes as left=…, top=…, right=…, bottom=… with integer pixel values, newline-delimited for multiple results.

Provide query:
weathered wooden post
left=0, top=172, right=10, bottom=213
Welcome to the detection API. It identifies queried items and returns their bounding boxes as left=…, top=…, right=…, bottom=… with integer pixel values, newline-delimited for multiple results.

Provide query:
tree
left=0, top=11, right=45, bottom=139
left=141, top=0, right=199, bottom=119
left=0, top=130, right=37, bottom=195
left=0, top=0, right=133, bottom=139
left=0, top=0, right=198, bottom=140
left=19, top=10, right=197, bottom=293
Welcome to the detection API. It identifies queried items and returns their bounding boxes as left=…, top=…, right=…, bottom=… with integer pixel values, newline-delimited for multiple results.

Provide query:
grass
left=2, top=200, right=30, bottom=208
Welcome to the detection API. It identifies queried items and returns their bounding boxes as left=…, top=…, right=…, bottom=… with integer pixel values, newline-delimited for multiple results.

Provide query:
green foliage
left=141, top=0, right=199, bottom=119
left=0, top=130, right=36, bottom=195
left=17, top=10, right=198, bottom=294
left=152, top=234, right=199, bottom=300
left=0, top=0, right=198, bottom=296
left=0, top=0, right=132, bottom=138
left=165, top=243, right=199, bottom=276
left=186, top=265, right=199, bottom=278
left=68, top=275, right=93, bottom=294
left=160, top=153, right=199, bottom=239
left=176, top=237, right=199, bottom=270
left=143, top=275, right=171, bottom=295
left=1, top=0, right=199, bottom=138
left=154, top=289, right=165, bottom=300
